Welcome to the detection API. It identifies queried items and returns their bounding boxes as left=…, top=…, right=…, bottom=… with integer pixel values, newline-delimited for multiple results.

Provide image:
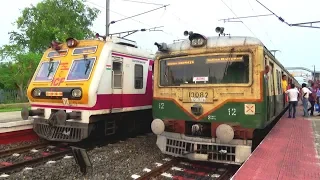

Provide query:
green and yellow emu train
left=150, top=30, right=300, bottom=165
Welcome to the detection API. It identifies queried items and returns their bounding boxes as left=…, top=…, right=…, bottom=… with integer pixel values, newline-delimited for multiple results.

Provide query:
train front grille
left=165, top=138, right=237, bottom=164
left=33, top=123, right=87, bottom=142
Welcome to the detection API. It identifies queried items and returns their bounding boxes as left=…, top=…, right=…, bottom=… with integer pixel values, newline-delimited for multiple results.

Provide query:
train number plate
left=182, top=90, right=213, bottom=103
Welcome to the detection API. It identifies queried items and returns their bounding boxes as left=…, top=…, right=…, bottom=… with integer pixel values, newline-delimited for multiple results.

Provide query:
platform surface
left=232, top=106, right=320, bottom=180
left=0, top=111, right=23, bottom=122
left=0, top=111, right=33, bottom=132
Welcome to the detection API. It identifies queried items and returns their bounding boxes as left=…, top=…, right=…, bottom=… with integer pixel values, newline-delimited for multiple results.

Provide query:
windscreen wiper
left=47, top=59, right=54, bottom=77
left=83, top=55, right=90, bottom=75
left=84, top=61, right=91, bottom=75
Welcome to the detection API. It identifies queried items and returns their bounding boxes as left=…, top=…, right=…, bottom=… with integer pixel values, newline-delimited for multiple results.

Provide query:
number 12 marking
left=159, top=103, right=164, bottom=109
left=228, top=108, right=236, bottom=116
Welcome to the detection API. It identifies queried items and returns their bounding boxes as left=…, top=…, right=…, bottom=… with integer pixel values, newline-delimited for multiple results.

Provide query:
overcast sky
left=1, top=0, right=319, bottom=71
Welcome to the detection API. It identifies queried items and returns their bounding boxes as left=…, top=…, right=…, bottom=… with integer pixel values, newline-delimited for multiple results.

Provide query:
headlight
left=33, top=89, right=41, bottom=97
left=66, top=37, right=78, bottom=48
left=71, top=89, right=82, bottom=97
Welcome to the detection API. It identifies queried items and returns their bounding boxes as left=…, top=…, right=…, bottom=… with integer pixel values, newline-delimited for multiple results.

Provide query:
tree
left=0, top=0, right=100, bottom=96
left=0, top=51, right=42, bottom=99
left=9, top=0, right=100, bottom=53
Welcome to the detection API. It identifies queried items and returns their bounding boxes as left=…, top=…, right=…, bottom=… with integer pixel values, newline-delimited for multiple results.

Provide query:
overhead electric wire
left=219, top=14, right=273, bottom=22
left=255, top=0, right=289, bottom=25
left=86, top=1, right=179, bottom=38
left=117, top=0, right=165, bottom=6
left=255, top=0, right=320, bottom=29
left=87, top=1, right=147, bottom=25
left=247, top=0, right=276, bottom=48
left=220, top=0, right=258, bottom=37
left=170, top=12, right=202, bottom=33
left=114, top=0, right=200, bottom=33
left=112, top=4, right=169, bottom=23
left=116, top=0, right=202, bottom=36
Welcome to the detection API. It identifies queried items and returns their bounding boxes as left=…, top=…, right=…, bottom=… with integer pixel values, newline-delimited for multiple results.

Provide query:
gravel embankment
left=6, top=134, right=167, bottom=180
left=0, top=139, right=47, bottom=151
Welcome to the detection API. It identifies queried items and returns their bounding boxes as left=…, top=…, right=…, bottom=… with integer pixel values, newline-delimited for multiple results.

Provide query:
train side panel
left=262, top=47, right=298, bottom=128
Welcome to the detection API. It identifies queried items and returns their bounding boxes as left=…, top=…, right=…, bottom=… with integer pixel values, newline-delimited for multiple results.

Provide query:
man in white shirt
left=301, top=83, right=312, bottom=117
left=285, top=83, right=300, bottom=118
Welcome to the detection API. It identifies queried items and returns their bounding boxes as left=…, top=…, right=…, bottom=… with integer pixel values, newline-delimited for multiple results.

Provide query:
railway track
left=137, top=158, right=181, bottom=180
left=0, top=141, right=51, bottom=158
left=0, top=149, right=71, bottom=174
left=0, top=133, right=149, bottom=175
left=136, top=158, right=239, bottom=180
left=0, top=142, right=71, bottom=174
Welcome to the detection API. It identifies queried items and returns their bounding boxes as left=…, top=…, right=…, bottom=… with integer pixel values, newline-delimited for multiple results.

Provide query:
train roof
left=106, top=37, right=155, bottom=59
left=167, top=36, right=263, bottom=51
left=162, top=35, right=299, bottom=85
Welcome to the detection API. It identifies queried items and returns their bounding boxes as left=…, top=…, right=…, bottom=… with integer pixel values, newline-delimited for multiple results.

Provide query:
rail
left=0, top=142, right=50, bottom=158
left=137, top=158, right=180, bottom=180
left=136, top=157, right=239, bottom=180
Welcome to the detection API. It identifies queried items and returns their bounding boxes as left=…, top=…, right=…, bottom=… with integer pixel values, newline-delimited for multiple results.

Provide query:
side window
left=134, top=64, right=143, bottom=89
left=113, top=62, right=122, bottom=88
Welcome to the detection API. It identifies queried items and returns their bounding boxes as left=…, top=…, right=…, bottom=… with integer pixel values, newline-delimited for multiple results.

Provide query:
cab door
left=111, top=56, right=123, bottom=111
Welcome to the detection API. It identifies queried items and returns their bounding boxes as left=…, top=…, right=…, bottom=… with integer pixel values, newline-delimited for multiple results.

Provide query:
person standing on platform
left=316, top=87, right=320, bottom=114
left=301, top=83, right=312, bottom=117
left=308, top=83, right=317, bottom=116
left=285, top=83, right=300, bottom=118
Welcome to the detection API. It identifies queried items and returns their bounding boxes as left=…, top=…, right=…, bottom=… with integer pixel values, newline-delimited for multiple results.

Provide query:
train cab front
left=151, top=31, right=263, bottom=165
left=22, top=37, right=104, bottom=142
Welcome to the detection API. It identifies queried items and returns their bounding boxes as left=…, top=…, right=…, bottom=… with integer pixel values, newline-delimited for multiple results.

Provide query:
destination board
left=72, top=46, right=97, bottom=55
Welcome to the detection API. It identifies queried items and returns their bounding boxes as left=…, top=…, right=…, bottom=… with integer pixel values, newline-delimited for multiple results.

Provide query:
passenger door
left=111, top=56, right=123, bottom=111
left=269, top=62, right=276, bottom=117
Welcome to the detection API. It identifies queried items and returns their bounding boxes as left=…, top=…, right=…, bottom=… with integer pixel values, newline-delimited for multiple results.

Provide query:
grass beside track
left=0, top=103, right=30, bottom=112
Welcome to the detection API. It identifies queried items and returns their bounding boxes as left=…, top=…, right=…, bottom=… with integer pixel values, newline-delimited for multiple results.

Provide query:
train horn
left=183, top=30, right=193, bottom=36
left=215, top=27, right=224, bottom=34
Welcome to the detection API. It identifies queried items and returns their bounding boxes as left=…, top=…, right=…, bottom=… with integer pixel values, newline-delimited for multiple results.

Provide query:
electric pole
left=106, top=0, right=110, bottom=36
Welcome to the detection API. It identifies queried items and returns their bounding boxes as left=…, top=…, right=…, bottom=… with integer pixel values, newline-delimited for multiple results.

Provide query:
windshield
left=66, top=57, right=95, bottom=80
left=160, top=54, right=250, bottom=86
left=34, top=61, right=59, bottom=81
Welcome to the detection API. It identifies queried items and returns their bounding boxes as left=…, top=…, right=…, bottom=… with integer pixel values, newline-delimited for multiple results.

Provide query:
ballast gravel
left=6, top=134, right=167, bottom=180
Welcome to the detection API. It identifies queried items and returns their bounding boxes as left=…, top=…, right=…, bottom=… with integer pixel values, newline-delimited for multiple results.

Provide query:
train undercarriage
left=151, top=118, right=281, bottom=165
left=23, top=108, right=153, bottom=142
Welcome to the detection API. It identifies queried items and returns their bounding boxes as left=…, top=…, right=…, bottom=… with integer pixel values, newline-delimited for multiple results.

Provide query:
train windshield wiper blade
left=47, top=61, right=54, bottom=77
